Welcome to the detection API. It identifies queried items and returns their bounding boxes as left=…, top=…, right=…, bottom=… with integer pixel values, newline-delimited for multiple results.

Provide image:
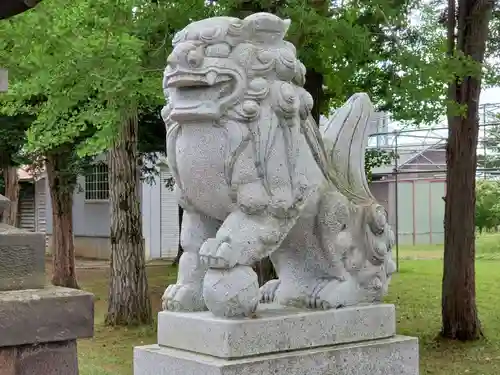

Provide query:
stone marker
left=134, top=12, right=419, bottom=375
left=0, top=224, right=45, bottom=291
left=0, top=194, right=94, bottom=375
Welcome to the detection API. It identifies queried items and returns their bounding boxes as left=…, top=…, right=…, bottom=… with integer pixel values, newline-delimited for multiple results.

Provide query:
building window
left=85, top=163, right=109, bottom=201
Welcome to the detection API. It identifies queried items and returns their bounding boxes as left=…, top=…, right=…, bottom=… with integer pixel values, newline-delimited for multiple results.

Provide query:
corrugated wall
left=370, top=179, right=446, bottom=245
left=395, top=179, right=445, bottom=245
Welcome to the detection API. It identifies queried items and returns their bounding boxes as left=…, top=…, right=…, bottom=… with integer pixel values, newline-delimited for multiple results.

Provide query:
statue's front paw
left=259, top=279, right=280, bottom=303
left=162, top=284, right=206, bottom=312
left=314, top=277, right=368, bottom=309
left=200, top=237, right=239, bottom=268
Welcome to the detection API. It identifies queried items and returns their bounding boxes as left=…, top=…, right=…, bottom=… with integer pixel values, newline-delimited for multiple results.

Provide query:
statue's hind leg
left=264, top=239, right=392, bottom=310
left=260, top=214, right=353, bottom=308
left=263, top=246, right=338, bottom=308
left=162, top=211, right=220, bottom=312
left=263, top=250, right=372, bottom=310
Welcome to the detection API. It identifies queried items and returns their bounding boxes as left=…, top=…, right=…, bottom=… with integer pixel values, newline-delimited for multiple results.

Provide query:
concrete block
left=0, top=340, right=78, bottom=375
left=158, top=303, right=396, bottom=358
left=0, top=287, right=94, bottom=347
left=134, top=335, right=419, bottom=375
left=0, top=227, right=45, bottom=291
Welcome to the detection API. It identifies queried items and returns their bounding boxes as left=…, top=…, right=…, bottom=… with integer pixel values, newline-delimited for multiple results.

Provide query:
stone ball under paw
left=203, top=265, right=259, bottom=318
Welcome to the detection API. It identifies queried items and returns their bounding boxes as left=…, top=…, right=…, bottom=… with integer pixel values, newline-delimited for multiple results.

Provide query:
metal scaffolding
left=367, top=102, right=500, bottom=269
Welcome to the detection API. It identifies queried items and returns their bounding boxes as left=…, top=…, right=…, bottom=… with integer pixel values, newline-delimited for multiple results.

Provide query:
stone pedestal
left=0, top=224, right=45, bottom=291
left=0, top=287, right=94, bottom=375
left=134, top=303, right=419, bottom=375
left=0, top=194, right=94, bottom=375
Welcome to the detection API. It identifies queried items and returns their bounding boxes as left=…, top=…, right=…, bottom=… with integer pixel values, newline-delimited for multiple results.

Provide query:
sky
left=481, top=87, right=500, bottom=104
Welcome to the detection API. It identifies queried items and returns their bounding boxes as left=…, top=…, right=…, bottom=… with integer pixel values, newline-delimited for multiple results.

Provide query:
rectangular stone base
left=0, top=287, right=94, bottom=347
left=158, top=303, right=396, bottom=358
left=134, top=335, right=419, bottom=375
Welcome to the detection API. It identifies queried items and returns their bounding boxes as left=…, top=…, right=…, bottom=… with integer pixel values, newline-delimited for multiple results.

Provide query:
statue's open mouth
left=165, top=70, right=237, bottom=121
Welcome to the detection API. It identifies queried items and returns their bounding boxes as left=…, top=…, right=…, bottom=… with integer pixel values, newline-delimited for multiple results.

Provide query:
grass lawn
left=75, top=243, right=500, bottom=374
left=397, top=232, right=500, bottom=261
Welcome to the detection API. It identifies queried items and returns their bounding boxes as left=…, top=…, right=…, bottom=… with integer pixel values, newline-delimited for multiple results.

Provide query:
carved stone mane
left=164, top=14, right=326, bottom=216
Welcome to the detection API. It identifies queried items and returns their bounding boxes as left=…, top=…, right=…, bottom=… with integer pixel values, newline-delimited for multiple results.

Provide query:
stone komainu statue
left=161, top=12, right=396, bottom=318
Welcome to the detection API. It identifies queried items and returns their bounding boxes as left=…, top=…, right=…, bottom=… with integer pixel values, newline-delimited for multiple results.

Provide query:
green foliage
left=214, top=0, right=454, bottom=124
left=0, top=0, right=194, bottom=183
left=0, top=114, right=34, bottom=168
left=365, top=149, right=396, bottom=182
left=0, top=0, right=487, bottom=181
left=137, top=104, right=166, bottom=180
left=0, top=0, right=184, bottom=157
left=484, top=3, right=500, bottom=85
left=475, top=180, right=500, bottom=233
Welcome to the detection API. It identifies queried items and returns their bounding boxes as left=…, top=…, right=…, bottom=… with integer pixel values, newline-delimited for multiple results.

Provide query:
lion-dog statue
left=161, top=12, right=396, bottom=318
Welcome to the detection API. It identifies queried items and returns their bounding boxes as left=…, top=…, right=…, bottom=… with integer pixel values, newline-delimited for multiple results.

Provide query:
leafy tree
left=0, top=0, right=193, bottom=323
left=0, top=114, right=33, bottom=225
left=5, top=0, right=493, bottom=329
left=45, top=146, right=92, bottom=289
left=475, top=180, right=500, bottom=233
left=365, top=149, right=397, bottom=182
left=441, top=0, right=495, bottom=341
left=216, top=0, right=451, bottom=122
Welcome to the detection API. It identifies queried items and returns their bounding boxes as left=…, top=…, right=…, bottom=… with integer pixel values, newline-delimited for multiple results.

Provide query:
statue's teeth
left=206, top=71, right=217, bottom=85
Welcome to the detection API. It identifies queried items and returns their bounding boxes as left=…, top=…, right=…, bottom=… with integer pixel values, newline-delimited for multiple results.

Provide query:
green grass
left=387, top=260, right=500, bottom=374
left=397, top=232, right=500, bottom=260
left=75, top=241, right=500, bottom=375
left=77, top=265, right=177, bottom=375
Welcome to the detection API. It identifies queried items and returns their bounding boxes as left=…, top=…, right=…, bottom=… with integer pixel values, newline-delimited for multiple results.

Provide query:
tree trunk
left=304, top=68, right=324, bottom=124
left=1, top=166, right=20, bottom=226
left=253, top=257, right=277, bottom=286
left=441, top=0, right=493, bottom=341
left=45, top=152, right=79, bottom=289
left=173, top=205, right=184, bottom=266
left=106, top=112, right=152, bottom=326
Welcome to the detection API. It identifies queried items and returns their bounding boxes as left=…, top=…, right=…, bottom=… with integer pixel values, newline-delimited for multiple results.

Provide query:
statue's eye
left=187, top=49, right=203, bottom=67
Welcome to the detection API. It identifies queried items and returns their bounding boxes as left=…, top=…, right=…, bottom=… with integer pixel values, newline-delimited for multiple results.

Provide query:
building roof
left=370, top=142, right=446, bottom=176
left=16, top=165, right=45, bottom=181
